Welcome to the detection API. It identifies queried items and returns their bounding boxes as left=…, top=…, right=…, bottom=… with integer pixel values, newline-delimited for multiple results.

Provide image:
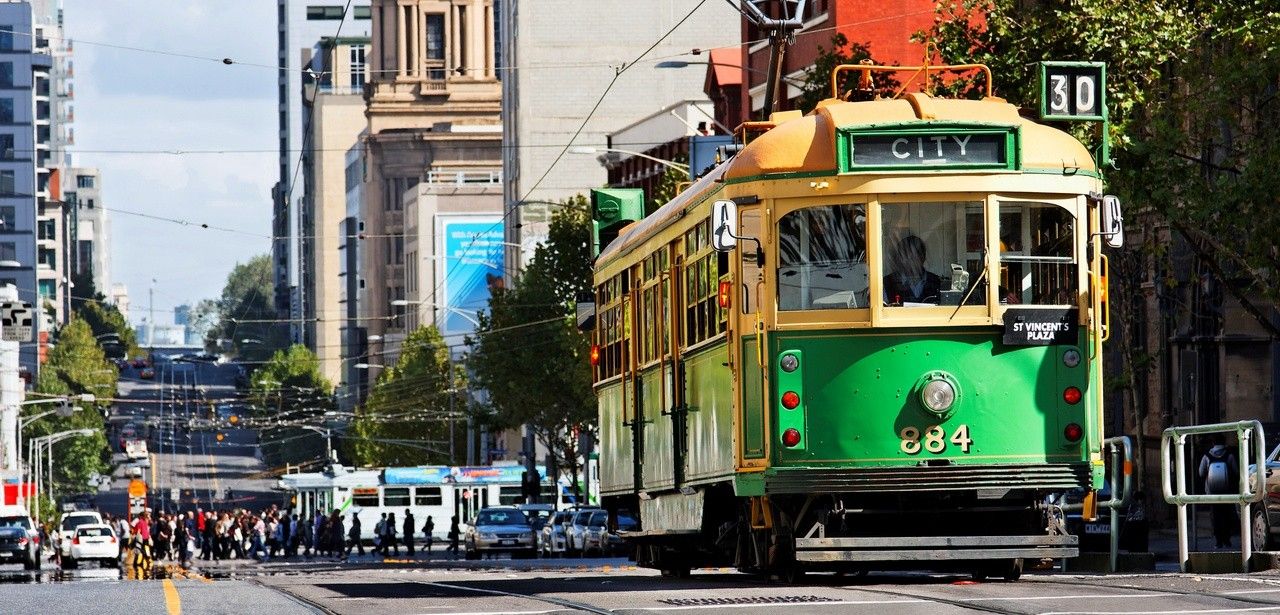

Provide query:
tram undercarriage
left=621, top=484, right=1078, bottom=581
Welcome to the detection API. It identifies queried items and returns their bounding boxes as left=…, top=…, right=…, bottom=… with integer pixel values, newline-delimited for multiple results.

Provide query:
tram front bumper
left=794, top=534, right=1078, bottom=562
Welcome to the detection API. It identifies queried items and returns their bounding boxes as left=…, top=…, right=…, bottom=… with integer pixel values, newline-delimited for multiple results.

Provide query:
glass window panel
left=880, top=201, right=984, bottom=307
left=777, top=204, right=868, bottom=310
left=998, top=201, right=1077, bottom=305
left=383, top=487, right=410, bottom=507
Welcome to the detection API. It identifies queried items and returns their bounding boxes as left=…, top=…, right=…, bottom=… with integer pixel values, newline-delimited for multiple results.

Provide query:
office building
left=273, top=0, right=371, bottom=339
left=64, top=167, right=108, bottom=298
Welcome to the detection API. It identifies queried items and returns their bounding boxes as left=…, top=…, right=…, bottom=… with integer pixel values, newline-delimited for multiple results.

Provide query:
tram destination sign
left=1003, top=308, right=1078, bottom=346
left=840, top=127, right=1018, bottom=172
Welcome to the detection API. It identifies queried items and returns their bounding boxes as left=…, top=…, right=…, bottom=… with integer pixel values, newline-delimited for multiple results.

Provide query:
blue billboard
left=437, top=216, right=504, bottom=337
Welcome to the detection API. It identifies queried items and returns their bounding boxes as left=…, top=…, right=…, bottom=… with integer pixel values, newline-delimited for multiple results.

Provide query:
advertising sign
left=436, top=216, right=504, bottom=338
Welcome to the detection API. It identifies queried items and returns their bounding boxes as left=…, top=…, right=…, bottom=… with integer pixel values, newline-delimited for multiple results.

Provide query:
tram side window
left=499, top=486, right=522, bottom=505
left=777, top=204, right=868, bottom=310
left=740, top=208, right=762, bottom=314
left=998, top=201, right=1077, bottom=305
left=684, top=219, right=727, bottom=346
left=880, top=201, right=985, bottom=307
left=383, top=487, right=410, bottom=507
left=352, top=489, right=380, bottom=508
left=414, top=487, right=443, bottom=506
left=594, top=274, right=628, bottom=381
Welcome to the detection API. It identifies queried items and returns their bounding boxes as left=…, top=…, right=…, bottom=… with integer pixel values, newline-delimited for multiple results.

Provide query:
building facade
left=64, top=167, right=108, bottom=298
left=499, top=0, right=739, bottom=278
left=301, top=36, right=371, bottom=384
left=274, top=0, right=371, bottom=338
left=356, top=0, right=502, bottom=394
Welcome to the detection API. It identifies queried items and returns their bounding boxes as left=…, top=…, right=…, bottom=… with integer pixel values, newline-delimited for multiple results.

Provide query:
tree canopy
left=76, top=300, right=139, bottom=359
left=204, top=255, right=289, bottom=362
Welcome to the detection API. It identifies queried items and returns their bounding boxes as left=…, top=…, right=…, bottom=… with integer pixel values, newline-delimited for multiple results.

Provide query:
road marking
left=163, top=578, right=182, bottom=615
left=972, top=593, right=1177, bottom=602
left=1040, top=608, right=1280, bottom=615
left=622, top=600, right=921, bottom=611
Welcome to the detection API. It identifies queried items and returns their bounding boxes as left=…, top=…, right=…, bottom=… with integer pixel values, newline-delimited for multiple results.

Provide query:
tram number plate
left=899, top=425, right=972, bottom=454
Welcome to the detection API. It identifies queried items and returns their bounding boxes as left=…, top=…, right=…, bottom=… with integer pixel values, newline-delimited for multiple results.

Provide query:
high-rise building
left=64, top=167, right=108, bottom=298
left=338, top=137, right=365, bottom=410
left=274, top=0, right=371, bottom=340
left=301, top=35, right=371, bottom=385
left=499, top=0, right=739, bottom=278
left=33, top=0, right=71, bottom=328
left=355, top=0, right=502, bottom=398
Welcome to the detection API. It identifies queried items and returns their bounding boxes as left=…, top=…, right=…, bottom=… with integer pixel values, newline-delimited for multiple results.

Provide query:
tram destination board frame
left=1038, top=61, right=1107, bottom=122
left=837, top=123, right=1021, bottom=173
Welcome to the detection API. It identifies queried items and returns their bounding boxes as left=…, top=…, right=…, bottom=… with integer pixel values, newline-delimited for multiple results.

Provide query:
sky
left=64, top=1, right=278, bottom=325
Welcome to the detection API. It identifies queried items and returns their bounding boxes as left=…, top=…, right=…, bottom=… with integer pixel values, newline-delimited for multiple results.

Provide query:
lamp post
left=568, top=146, right=690, bottom=172
left=28, top=428, right=97, bottom=518
left=16, top=395, right=94, bottom=480
left=390, top=298, right=482, bottom=328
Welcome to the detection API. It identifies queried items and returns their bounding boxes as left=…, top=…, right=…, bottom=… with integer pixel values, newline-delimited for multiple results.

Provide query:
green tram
left=586, top=63, right=1124, bottom=579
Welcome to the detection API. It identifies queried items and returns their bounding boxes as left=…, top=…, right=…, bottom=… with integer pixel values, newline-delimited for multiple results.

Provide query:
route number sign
left=1039, top=62, right=1106, bottom=121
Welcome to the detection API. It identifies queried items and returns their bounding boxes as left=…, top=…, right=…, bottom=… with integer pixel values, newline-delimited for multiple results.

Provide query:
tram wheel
left=779, top=565, right=806, bottom=584
left=660, top=566, right=691, bottom=579
left=1002, top=558, right=1023, bottom=582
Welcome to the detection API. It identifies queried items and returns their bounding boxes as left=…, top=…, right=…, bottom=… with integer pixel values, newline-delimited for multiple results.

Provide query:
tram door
left=454, top=486, right=487, bottom=523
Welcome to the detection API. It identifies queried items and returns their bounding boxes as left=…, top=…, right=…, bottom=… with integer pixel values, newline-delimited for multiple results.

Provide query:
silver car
left=540, top=510, right=573, bottom=557
left=565, top=508, right=600, bottom=556
left=465, top=507, right=537, bottom=559
left=581, top=511, right=609, bottom=555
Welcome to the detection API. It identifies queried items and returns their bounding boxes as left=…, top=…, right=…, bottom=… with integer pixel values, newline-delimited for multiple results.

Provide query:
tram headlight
left=1062, top=348, right=1081, bottom=368
left=780, top=354, right=799, bottom=373
left=920, top=378, right=957, bottom=414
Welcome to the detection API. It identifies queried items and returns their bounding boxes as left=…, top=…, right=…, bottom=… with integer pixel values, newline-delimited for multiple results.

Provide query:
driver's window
left=740, top=208, right=761, bottom=314
left=776, top=204, right=867, bottom=311
left=880, top=201, right=984, bottom=307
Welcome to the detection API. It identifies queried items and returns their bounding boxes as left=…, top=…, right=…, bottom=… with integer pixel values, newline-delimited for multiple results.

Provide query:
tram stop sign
left=1038, top=61, right=1106, bottom=121
left=127, top=479, right=147, bottom=498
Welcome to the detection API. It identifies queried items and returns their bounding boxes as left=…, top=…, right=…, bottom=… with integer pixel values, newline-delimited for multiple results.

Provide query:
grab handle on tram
left=1099, top=254, right=1111, bottom=343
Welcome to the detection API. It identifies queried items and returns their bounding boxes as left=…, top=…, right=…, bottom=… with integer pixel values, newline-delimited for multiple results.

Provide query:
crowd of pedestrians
left=101, top=504, right=455, bottom=570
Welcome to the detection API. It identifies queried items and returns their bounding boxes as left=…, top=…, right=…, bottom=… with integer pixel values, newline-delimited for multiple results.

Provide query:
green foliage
left=76, top=300, right=139, bottom=359
left=249, top=344, right=334, bottom=414
left=468, top=201, right=594, bottom=491
left=25, top=318, right=114, bottom=496
left=204, top=255, right=289, bottom=362
left=648, top=156, right=689, bottom=215
left=347, top=325, right=459, bottom=466
left=797, top=33, right=899, bottom=113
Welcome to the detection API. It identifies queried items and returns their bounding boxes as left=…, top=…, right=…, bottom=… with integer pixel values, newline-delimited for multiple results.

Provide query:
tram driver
left=884, top=235, right=942, bottom=305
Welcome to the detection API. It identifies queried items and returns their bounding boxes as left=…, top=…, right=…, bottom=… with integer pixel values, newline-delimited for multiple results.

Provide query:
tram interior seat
left=778, top=261, right=869, bottom=310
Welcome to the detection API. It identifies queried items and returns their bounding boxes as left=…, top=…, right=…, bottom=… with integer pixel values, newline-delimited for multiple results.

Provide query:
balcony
left=425, top=169, right=502, bottom=185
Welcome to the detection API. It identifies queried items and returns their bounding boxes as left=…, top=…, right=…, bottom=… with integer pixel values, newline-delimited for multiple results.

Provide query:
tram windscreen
left=776, top=204, right=868, bottom=310
left=880, top=201, right=985, bottom=306
left=998, top=201, right=1077, bottom=305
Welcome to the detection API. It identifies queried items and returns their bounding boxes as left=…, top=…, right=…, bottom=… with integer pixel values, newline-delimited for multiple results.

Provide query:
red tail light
left=72, top=536, right=80, bottom=545
left=1064, top=423, right=1083, bottom=442
left=589, top=345, right=600, bottom=366
left=17, top=537, right=27, bottom=546
left=780, top=391, right=800, bottom=410
left=782, top=428, right=802, bottom=448
left=1063, top=386, right=1082, bottom=405
left=718, top=280, right=731, bottom=309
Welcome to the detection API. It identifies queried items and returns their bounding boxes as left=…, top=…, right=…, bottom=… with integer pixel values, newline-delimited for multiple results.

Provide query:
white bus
left=279, top=465, right=567, bottom=543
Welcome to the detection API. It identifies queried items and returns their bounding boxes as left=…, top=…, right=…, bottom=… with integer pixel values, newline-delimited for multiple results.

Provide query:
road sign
left=0, top=300, right=33, bottom=342
left=127, top=478, right=147, bottom=498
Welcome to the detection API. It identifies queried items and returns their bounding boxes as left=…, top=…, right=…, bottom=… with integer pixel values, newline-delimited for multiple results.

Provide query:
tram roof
left=596, top=93, right=1096, bottom=268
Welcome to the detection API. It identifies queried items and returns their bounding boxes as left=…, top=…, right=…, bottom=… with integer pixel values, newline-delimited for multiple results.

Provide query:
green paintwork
left=775, top=349, right=806, bottom=450
left=740, top=336, right=767, bottom=459
left=769, top=328, right=1092, bottom=467
left=641, top=367, right=674, bottom=491
left=734, top=472, right=766, bottom=497
left=596, top=381, right=632, bottom=496
left=684, top=343, right=736, bottom=483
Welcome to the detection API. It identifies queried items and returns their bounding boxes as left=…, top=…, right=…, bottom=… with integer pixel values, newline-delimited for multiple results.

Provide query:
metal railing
left=1101, top=435, right=1133, bottom=571
left=1161, top=420, right=1266, bottom=572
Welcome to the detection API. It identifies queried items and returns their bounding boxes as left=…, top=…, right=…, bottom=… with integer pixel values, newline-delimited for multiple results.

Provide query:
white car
left=59, top=511, right=104, bottom=560
left=65, top=524, right=119, bottom=569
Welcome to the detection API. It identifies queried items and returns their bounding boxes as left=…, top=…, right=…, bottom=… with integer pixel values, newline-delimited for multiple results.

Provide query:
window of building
left=0, top=170, right=14, bottom=195
left=382, top=487, right=410, bottom=507
left=76, top=174, right=94, bottom=188
left=349, top=45, right=367, bottom=90
left=0, top=242, right=14, bottom=261
left=413, top=487, right=442, bottom=506
left=353, top=6, right=371, bottom=19
left=0, top=98, right=13, bottom=123
left=38, top=279, right=54, bottom=298
left=37, top=219, right=54, bottom=240
left=0, top=134, right=11, bottom=160
left=38, top=247, right=54, bottom=268
left=0, top=27, right=11, bottom=51
left=0, top=63, right=12, bottom=88
left=0, top=206, right=13, bottom=229
left=306, top=5, right=347, bottom=20
left=425, top=13, right=445, bottom=79
left=776, top=204, right=868, bottom=310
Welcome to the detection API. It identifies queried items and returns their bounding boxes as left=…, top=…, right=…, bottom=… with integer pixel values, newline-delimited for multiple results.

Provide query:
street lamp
left=390, top=299, right=482, bottom=327
left=353, top=363, right=385, bottom=370
left=28, top=428, right=97, bottom=518
left=568, top=146, right=690, bottom=172
left=16, top=395, right=95, bottom=476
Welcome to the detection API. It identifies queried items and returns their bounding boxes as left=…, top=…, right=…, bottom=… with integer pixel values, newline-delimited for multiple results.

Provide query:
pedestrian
left=329, top=510, right=345, bottom=559
left=201, top=512, right=216, bottom=561
left=374, top=513, right=386, bottom=554
left=1199, top=436, right=1240, bottom=548
left=174, top=513, right=190, bottom=568
left=194, top=508, right=205, bottom=552
left=403, top=509, right=416, bottom=556
left=347, top=511, right=364, bottom=557
left=384, top=512, right=398, bottom=555
left=288, top=513, right=300, bottom=556
left=423, top=516, right=435, bottom=554
left=280, top=512, right=292, bottom=557
left=131, top=511, right=154, bottom=579
left=251, top=515, right=268, bottom=561
left=447, top=515, right=460, bottom=559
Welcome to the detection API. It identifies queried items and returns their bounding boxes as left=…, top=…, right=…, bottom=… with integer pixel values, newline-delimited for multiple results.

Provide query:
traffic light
left=590, top=188, right=644, bottom=257
left=215, top=432, right=225, bottom=443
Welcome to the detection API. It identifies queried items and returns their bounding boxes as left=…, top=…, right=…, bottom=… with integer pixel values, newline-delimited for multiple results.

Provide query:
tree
left=251, top=344, right=335, bottom=467
left=204, top=255, right=289, bottom=362
left=797, top=33, right=899, bottom=113
left=649, top=157, right=689, bottom=215
left=76, top=300, right=139, bottom=359
left=24, top=318, right=114, bottom=496
left=347, top=325, right=459, bottom=466
left=468, top=201, right=595, bottom=498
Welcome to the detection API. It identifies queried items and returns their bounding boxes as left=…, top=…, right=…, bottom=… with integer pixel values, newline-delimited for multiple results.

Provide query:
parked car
left=540, top=510, right=574, bottom=558
left=0, top=506, right=41, bottom=570
left=1249, top=442, right=1280, bottom=550
left=64, top=524, right=118, bottom=569
left=464, top=507, right=537, bottom=559
left=605, top=511, right=639, bottom=556
left=581, top=511, right=610, bottom=556
left=565, top=508, right=602, bottom=556
left=139, top=367, right=155, bottom=379
left=58, top=511, right=104, bottom=561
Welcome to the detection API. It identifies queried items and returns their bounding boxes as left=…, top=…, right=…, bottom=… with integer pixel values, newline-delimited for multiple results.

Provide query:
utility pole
left=0, top=283, right=24, bottom=473
left=738, top=1, right=809, bottom=119
left=148, top=282, right=155, bottom=347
